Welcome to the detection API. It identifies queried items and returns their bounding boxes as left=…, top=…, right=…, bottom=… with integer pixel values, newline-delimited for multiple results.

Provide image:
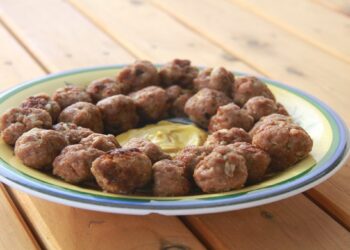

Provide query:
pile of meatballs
left=0, top=59, right=313, bottom=197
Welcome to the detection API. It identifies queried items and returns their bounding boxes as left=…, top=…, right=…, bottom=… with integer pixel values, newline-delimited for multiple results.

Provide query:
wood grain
left=182, top=195, right=350, bottom=250
left=234, top=0, right=350, bottom=63
left=312, top=0, right=350, bottom=16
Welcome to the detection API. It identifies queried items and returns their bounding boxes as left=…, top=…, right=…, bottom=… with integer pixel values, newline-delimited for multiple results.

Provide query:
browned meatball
left=20, top=93, right=61, bottom=122
left=117, top=60, right=159, bottom=91
left=153, top=159, right=191, bottom=196
left=159, top=59, right=198, bottom=88
left=80, top=133, right=120, bottom=152
left=252, top=123, right=313, bottom=171
left=204, top=128, right=251, bottom=146
left=15, top=128, right=67, bottom=169
left=242, top=96, right=281, bottom=121
left=194, top=146, right=248, bottom=193
left=58, top=102, right=103, bottom=133
left=184, top=88, right=232, bottom=128
left=226, top=142, right=270, bottom=183
left=276, top=103, right=289, bottom=116
left=53, top=144, right=104, bottom=183
left=52, top=85, right=92, bottom=109
left=97, top=95, right=139, bottom=134
left=233, top=76, right=275, bottom=106
left=208, top=103, right=254, bottom=132
left=174, top=145, right=213, bottom=176
left=193, top=67, right=234, bottom=96
left=91, top=148, right=152, bottom=194
left=249, top=114, right=293, bottom=137
left=53, top=122, right=93, bottom=144
left=129, top=86, right=169, bottom=122
left=123, top=138, right=170, bottom=163
left=165, top=85, right=193, bottom=117
left=86, top=77, right=129, bottom=102
left=0, top=108, right=52, bottom=145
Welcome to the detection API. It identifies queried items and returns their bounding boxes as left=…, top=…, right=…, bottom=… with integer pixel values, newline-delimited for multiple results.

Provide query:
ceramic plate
left=0, top=65, right=348, bottom=215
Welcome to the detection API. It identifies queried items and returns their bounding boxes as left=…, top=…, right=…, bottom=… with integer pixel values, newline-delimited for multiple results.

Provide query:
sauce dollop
left=116, top=121, right=207, bottom=155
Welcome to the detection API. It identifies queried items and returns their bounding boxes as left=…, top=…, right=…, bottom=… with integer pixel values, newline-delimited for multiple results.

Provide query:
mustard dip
left=116, top=121, right=207, bottom=155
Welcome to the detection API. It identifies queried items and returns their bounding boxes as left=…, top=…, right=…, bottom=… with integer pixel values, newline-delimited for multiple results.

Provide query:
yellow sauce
left=116, top=121, right=208, bottom=155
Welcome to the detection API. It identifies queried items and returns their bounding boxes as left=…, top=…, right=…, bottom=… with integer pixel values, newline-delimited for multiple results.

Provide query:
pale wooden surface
left=0, top=0, right=349, bottom=249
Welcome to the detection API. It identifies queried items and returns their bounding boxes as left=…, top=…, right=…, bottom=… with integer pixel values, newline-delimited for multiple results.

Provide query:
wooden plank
left=233, top=0, right=350, bottom=63
left=68, top=0, right=256, bottom=74
left=151, top=0, right=350, bottom=227
left=182, top=195, right=350, bottom=250
left=0, top=0, right=205, bottom=249
left=312, top=0, right=350, bottom=16
left=152, top=0, right=350, bottom=124
left=0, top=186, right=40, bottom=250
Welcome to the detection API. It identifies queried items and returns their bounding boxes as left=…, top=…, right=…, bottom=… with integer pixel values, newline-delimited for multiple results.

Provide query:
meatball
left=91, top=148, right=152, bottom=194
left=165, top=85, right=192, bottom=117
left=249, top=114, right=293, bottom=137
left=123, top=138, right=170, bottom=163
left=193, top=67, right=234, bottom=95
left=226, top=142, right=270, bottom=183
left=194, top=146, right=248, bottom=193
left=153, top=159, right=191, bottom=196
left=20, top=93, right=61, bottom=122
left=52, top=85, right=92, bottom=109
left=242, top=96, right=279, bottom=121
left=80, top=133, right=120, bottom=152
left=276, top=103, right=289, bottom=116
left=159, top=59, right=198, bottom=88
left=0, top=108, right=52, bottom=145
left=53, top=144, right=104, bottom=183
left=53, top=122, right=93, bottom=144
left=184, top=88, right=232, bottom=128
left=86, top=77, right=129, bottom=102
left=15, top=128, right=67, bottom=169
left=117, top=60, right=159, bottom=91
left=97, top=95, right=139, bottom=134
left=208, top=103, right=254, bottom=132
left=174, top=145, right=213, bottom=176
left=252, top=123, right=313, bottom=171
left=204, top=128, right=251, bottom=146
left=233, top=76, right=275, bottom=106
left=129, top=86, right=169, bottom=122
left=58, top=102, right=103, bottom=133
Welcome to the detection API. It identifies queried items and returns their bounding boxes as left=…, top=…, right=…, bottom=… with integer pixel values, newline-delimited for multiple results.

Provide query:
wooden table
left=0, top=0, right=349, bottom=249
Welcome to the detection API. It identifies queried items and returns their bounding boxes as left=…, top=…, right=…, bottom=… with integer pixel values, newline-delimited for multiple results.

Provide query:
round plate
left=0, top=65, right=348, bottom=215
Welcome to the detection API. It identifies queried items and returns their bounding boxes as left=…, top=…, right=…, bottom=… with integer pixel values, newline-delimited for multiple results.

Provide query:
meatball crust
left=165, top=85, right=192, bottom=117
left=204, top=128, right=251, bottom=146
left=91, top=148, right=152, bottom=194
left=20, top=93, right=61, bottom=122
left=226, top=142, right=270, bottom=183
left=53, top=144, right=104, bottom=183
left=184, top=88, right=232, bottom=128
left=15, top=128, right=67, bottom=169
left=252, top=123, right=313, bottom=171
left=123, top=138, right=170, bottom=163
left=80, top=133, right=120, bottom=152
left=117, top=60, right=159, bottom=91
left=153, top=159, right=191, bottom=196
left=174, top=146, right=213, bottom=176
left=249, top=114, right=293, bottom=137
left=53, top=122, right=93, bottom=144
left=193, top=67, right=234, bottom=95
left=129, top=86, right=169, bottom=122
left=208, top=103, right=254, bottom=132
left=159, top=59, right=198, bottom=88
left=58, top=102, right=103, bottom=133
left=276, top=103, right=289, bottom=116
left=97, top=95, right=139, bottom=134
left=233, top=76, right=275, bottom=106
left=1, top=107, right=52, bottom=145
left=52, top=85, right=92, bottom=109
left=194, top=146, right=248, bottom=193
left=86, top=77, right=129, bottom=102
